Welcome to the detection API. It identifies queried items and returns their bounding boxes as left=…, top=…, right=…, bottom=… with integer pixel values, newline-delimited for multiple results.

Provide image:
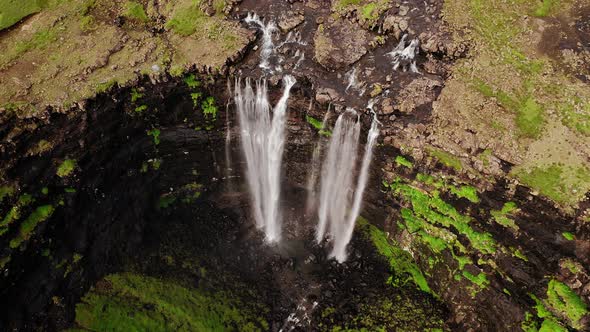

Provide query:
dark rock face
left=313, top=20, right=370, bottom=71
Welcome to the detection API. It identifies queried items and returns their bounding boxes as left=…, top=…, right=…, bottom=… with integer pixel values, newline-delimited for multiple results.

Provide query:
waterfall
left=388, top=34, right=420, bottom=73
left=316, top=109, right=361, bottom=244
left=245, top=13, right=277, bottom=71
left=234, top=75, right=296, bottom=243
left=316, top=110, right=380, bottom=262
left=330, top=115, right=380, bottom=262
left=225, top=81, right=234, bottom=191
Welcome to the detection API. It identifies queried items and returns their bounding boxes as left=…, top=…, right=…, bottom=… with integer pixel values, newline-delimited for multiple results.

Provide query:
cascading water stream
left=316, top=109, right=361, bottom=245
left=330, top=114, right=380, bottom=262
left=245, top=13, right=278, bottom=71
left=234, top=75, right=296, bottom=242
left=316, top=109, right=380, bottom=262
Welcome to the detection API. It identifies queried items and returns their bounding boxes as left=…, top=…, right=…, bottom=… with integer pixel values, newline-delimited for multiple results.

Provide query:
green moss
left=539, top=319, right=567, bottom=332
left=428, top=148, right=463, bottom=171
left=124, top=1, right=148, bottom=22
left=388, top=180, right=497, bottom=256
left=516, top=98, right=544, bottom=139
left=359, top=218, right=432, bottom=295
left=166, top=4, right=207, bottom=36
left=546, top=279, right=588, bottom=329
left=516, top=164, right=590, bottom=205
left=561, top=232, right=574, bottom=241
left=158, top=195, right=176, bottom=209
left=57, top=159, right=77, bottom=178
left=449, top=185, right=479, bottom=203
left=522, top=311, right=539, bottom=332
left=306, top=115, right=324, bottom=130
left=395, top=156, right=413, bottom=168
left=1, top=27, right=58, bottom=67
left=135, top=105, right=148, bottom=113
left=0, top=194, right=34, bottom=234
left=512, top=248, right=528, bottom=262
left=361, top=3, right=377, bottom=20
left=0, top=185, right=15, bottom=203
left=130, top=88, right=143, bottom=103
left=334, top=0, right=363, bottom=10
left=201, top=96, right=218, bottom=119
left=191, top=92, right=202, bottom=107
left=491, top=202, right=519, bottom=231
left=72, top=273, right=268, bottom=331
left=462, top=270, right=489, bottom=296
left=147, top=129, right=161, bottom=145
left=9, top=205, right=54, bottom=249
left=79, top=15, right=95, bottom=32
left=41, top=187, right=49, bottom=195
left=533, top=0, right=559, bottom=17
left=184, top=74, right=201, bottom=89
left=0, top=0, right=43, bottom=31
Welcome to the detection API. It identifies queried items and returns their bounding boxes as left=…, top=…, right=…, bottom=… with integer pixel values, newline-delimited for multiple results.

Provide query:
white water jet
left=316, top=108, right=380, bottom=262
left=234, top=75, right=296, bottom=242
left=388, top=34, right=420, bottom=73
left=330, top=113, right=380, bottom=262
left=245, top=13, right=278, bottom=71
left=225, top=80, right=234, bottom=191
left=316, top=109, right=361, bottom=244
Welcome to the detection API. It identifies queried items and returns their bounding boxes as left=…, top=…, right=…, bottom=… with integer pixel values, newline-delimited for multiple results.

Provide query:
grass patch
left=546, top=279, right=588, bottom=329
left=491, top=202, right=519, bottom=231
left=165, top=3, right=207, bottom=36
left=124, top=1, right=148, bottom=22
left=71, top=273, right=268, bottom=331
left=57, top=159, right=77, bottom=178
left=516, top=164, right=590, bottom=205
left=449, top=185, right=479, bottom=203
left=428, top=148, right=463, bottom=171
left=0, top=194, right=34, bottom=235
left=385, top=178, right=498, bottom=256
left=9, top=205, right=54, bottom=249
left=0, top=185, right=15, bottom=203
left=395, top=156, right=413, bottom=168
left=562, top=232, right=574, bottom=241
left=533, top=0, right=559, bottom=17
left=0, top=0, right=43, bottom=31
left=359, top=218, right=433, bottom=295
left=147, top=129, right=161, bottom=145
left=201, top=96, right=218, bottom=119
left=0, top=27, right=58, bottom=67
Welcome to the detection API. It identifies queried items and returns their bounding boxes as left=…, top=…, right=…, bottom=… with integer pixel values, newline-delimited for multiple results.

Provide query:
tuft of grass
left=546, top=279, right=588, bottom=329
left=562, top=232, right=574, bottom=241
left=124, top=1, right=149, bottom=22
left=516, top=164, right=590, bottom=205
left=1, top=28, right=58, bottom=67
left=0, top=0, right=43, bottom=31
left=395, top=156, right=413, bottom=168
left=166, top=3, right=206, bottom=36
left=0, top=194, right=34, bottom=235
left=201, top=97, right=218, bottom=119
left=359, top=218, right=433, bottom=295
left=361, top=3, right=377, bottom=20
left=135, top=105, right=147, bottom=113
left=9, top=205, right=54, bottom=249
left=0, top=185, right=15, bottom=203
left=147, top=129, right=161, bottom=145
left=184, top=74, right=201, bottom=89
left=491, top=202, right=519, bottom=231
left=428, top=148, right=463, bottom=171
left=130, top=88, right=143, bottom=103
left=516, top=98, right=544, bottom=139
left=449, top=185, right=479, bottom=203
left=533, top=0, right=559, bottom=17
left=56, top=159, right=77, bottom=178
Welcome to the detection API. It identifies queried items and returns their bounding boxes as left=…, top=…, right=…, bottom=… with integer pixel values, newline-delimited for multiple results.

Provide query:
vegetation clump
left=428, top=148, right=463, bottom=171
left=490, top=202, right=518, bottom=231
left=70, top=273, right=269, bottom=331
left=56, top=159, right=77, bottom=178
left=124, top=1, right=148, bottom=22
left=0, top=0, right=43, bottom=31
left=9, top=205, right=54, bottom=249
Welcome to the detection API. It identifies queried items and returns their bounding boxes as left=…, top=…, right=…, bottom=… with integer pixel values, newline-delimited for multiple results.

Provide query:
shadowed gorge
left=0, top=0, right=589, bottom=331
